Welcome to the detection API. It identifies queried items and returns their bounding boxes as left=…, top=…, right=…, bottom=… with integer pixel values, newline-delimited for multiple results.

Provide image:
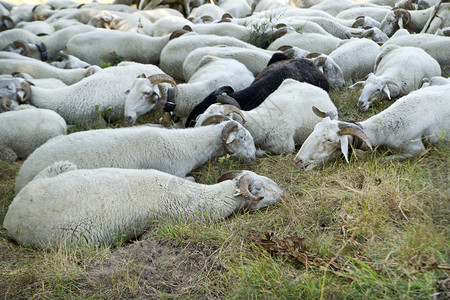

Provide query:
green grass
left=1, top=76, right=449, bottom=299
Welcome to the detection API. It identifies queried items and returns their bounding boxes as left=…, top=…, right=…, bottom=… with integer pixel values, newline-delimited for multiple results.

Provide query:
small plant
left=109, top=230, right=127, bottom=247
left=95, top=105, right=113, bottom=122
left=111, top=51, right=123, bottom=65
left=246, top=12, right=283, bottom=49
left=99, top=61, right=111, bottom=69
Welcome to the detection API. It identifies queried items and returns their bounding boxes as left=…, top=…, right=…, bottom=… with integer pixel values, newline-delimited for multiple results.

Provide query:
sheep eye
left=327, top=139, right=333, bottom=143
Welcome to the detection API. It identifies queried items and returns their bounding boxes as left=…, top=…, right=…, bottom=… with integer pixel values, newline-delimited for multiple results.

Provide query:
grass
left=1, top=83, right=448, bottom=299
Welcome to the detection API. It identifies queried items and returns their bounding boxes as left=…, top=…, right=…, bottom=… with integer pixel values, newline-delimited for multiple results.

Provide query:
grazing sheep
left=15, top=120, right=256, bottom=193
left=267, top=30, right=341, bottom=55
left=195, top=79, right=338, bottom=154
left=0, top=106, right=67, bottom=162
left=124, top=56, right=254, bottom=125
left=185, top=53, right=330, bottom=127
left=5, top=163, right=282, bottom=248
left=350, top=45, right=441, bottom=111
left=294, top=84, right=450, bottom=171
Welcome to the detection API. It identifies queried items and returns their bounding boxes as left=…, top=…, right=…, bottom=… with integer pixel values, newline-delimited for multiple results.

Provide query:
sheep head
left=124, top=73, right=178, bottom=126
left=294, top=107, right=372, bottom=171
left=380, top=8, right=411, bottom=37
left=307, top=54, right=345, bottom=91
left=217, top=170, right=283, bottom=210
left=195, top=104, right=246, bottom=127
left=349, top=73, right=402, bottom=111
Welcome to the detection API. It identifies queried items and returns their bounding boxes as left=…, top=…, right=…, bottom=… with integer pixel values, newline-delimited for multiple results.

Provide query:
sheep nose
left=125, top=115, right=134, bottom=126
left=294, top=157, right=303, bottom=166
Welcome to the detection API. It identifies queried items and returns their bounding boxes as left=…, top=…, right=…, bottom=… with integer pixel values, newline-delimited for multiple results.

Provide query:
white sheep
left=267, top=31, right=341, bottom=55
left=310, top=0, right=388, bottom=16
left=0, top=53, right=100, bottom=85
left=381, top=32, right=450, bottom=70
left=0, top=106, right=67, bottom=162
left=309, top=38, right=381, bottom=88
left=65, top=29, right=176, bottom=66
left=124, top=55, right=255, bottom=125
left=294, top=83, right=450, bottom=170
left=182, top=45, right=273, bottom=81
left=195, top=79, right=338, bottom=154
left=159, top=32, right=263, bottom=81
left=6, top=162, right=282, bottom=248
left=217, top=0, right=252, bottom=18
left=349, top=45, right=441, bottom=111
left=15, top=119, right=256, bottom=193
left=20, top=61, right=168, bottom=124
left=152, top=15, right=193, bottom=36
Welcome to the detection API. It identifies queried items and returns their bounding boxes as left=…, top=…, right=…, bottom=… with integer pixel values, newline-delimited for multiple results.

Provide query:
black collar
left=163, top=87, right=176, bottom=112
left=35, top=43, right=48, bottom=61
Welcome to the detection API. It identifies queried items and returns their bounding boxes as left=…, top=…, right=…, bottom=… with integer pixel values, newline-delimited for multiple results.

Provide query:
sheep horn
left=217, top=94, right=241, bottom=109
left=58, top=50, right=69, bottom=59
left=1, top=16, right=14, bottom=30
left=222, top=13, right=233, bottom=19
left=215, top=85, right=234, bottom=95
left=221, top=104, right=246, bottom=123
left=441, top=27, right=450, bottom=36
left=305, top=52, right=322, bottom=59
left=146, top=74, right=178, bottom=94
left=239, top=174, right=263, bottom=202
left=200, top=15, right=214, bottom=22
left=0, top=97, right=12, bottom=111
left=405, top=0, right=414, bottom=10
left=12, top=40, right=30, bottom=55
left=273, top=27, right=288, bottom=39
left=277, top=45, right=292, bottom=51
left=384, top=77, right=404, bottom=93
left=221, top=121, right=239, bottom=154
left=275, top=23, right=287, bottom=29
left=169, top=29, right=189, bottom=40
left=393, top=8, right=411, bottom=25
left=312, top=106, right=336, bottom=119
left=217, top=170, right=243, bottom=182
left=363, top=28, right=375, bottom=37
left=201, top=115, right=230, bottom=126
left=338, top=122, right=373, bottom=151
left=312, top=56, right=327, bottom=67
left=352, top=17, right=365, bottom=28
left=182, top=25, right=192, bottom=31
left=19, top=81, right=32, bottom=103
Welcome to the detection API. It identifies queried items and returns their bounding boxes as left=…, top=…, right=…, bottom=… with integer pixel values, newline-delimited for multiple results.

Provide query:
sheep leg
left=0, top=147, right=18, bottom=162
left=381, top=139, right=426, bottom=161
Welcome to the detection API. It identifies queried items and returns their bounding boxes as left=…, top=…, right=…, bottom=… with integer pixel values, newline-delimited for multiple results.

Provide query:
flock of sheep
left=0, top=0, right=449, bottom=249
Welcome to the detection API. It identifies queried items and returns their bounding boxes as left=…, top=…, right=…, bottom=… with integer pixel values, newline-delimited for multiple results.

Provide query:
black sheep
left=185, top=52, right=330, bottom=127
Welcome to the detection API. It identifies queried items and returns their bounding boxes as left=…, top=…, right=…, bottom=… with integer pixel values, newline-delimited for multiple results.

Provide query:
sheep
left=188, top=3, right=227, bottom=23
left=0, top=28, right=40, bottom=48
left=5, top=162, right=282, bottom=248
left=194, top=79, right=338, bottom=154
left=124, top=56, right=255, bottom=125
left=217, top=0, right=252, bottom=18
left=381, top=32, right=450, bottom=70
left=159, top=32, right=263, bottom=81
left=294, top=84, right=450, bottom=170
left=18, top=61, right=168, bottom=124
left=139, top=0, right=205, bottom=15
left=349, top=45, right=441, bottom=111
left=180, top=22, right=251, bottom=42
left=335, top=6, right=393, bottom=22
left=15, top=20, right=55, bottom=36
left=152, top=15, right=193, bottom=36
left=309, top=38, right=381, bottom=88
left=14, top=119, right=256, bottom=193
left=3, top=24, right=97, bottom=61
left=0, top=106, right=67, bottom=162
left=133, top=7, right=184, bottom=23
left=421, top=76, right=450, bottom=88
left=65, top=29, right=179, bottom=66
left=182, top=45, right=273, bottom=80
left=0, top=53, right=100, bottom=85
left=185, top=52, right=330, bottom=127
left=309, top=0, right=388, bottom=16
left=0, top=76, right=32, bottom=111
left=49, top=51, right=91, bottom=69
left=267, top=30, right=342, bottom=55
left=379, top=4, right=450, bottom=36
left=87, top=9, right=155, bottom=35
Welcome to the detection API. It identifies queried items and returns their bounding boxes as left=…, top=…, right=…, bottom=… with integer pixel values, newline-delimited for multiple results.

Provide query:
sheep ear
left=340, top=135, right=350, bottom=163
left=349, top=81, right=364, bottom=89
left=226, top=132, right=237, bottom=144
left=382, top=85, right=391, bottom=99
left=125, top=89, right=130, bottom=95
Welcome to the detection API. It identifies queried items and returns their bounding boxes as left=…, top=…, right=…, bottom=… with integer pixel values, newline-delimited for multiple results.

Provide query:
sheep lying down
left=3, top=162, right=283, bottom=248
